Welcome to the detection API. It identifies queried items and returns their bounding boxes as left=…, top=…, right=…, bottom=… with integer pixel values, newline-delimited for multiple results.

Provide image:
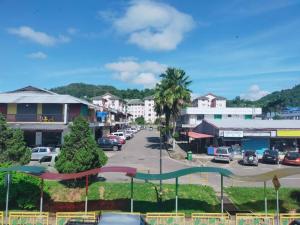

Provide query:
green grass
left=45, top=180, right=220, bottom=214
left=225, top=187, right=300, bottom=213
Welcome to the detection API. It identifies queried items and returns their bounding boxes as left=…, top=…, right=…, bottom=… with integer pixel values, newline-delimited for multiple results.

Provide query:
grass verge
left=46, top=180, right=220, bottom=214
left=225, top=187, right=300, bottom=213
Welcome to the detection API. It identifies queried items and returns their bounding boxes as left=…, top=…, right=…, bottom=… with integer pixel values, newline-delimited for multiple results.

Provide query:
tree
left=0, top=114, right=31, bottom=165
left=135, top=116, right=145, bottom=125
left=55, top=116, right=108, bottom=173
left=5, top=129, right=31, bottom=165
left=154, top=68, right=192, bottom=149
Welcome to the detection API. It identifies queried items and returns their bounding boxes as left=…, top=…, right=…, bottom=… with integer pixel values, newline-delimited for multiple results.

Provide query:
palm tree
left=154, top=67, right=192, bottom=149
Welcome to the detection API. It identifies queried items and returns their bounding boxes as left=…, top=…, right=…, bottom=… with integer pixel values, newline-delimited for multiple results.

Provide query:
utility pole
left=159, top=127, right=162, bottom=194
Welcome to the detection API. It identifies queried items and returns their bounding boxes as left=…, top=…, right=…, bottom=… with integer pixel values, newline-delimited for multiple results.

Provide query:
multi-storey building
left=0, top=86, right=98, bottom=147
left=181, top=93, right=262, bottom=128
left=92, top=93, right=126, bottom=114
left=144, top=95, right=157, bottom=123
left=126, top=99, right=145, bottom=121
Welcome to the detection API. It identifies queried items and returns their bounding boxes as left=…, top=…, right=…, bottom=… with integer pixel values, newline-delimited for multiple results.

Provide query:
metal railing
left=6, top=114, right=63, bottom=122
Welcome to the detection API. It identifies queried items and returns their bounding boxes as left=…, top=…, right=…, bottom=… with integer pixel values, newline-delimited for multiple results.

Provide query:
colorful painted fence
left=8, top=212, right=48, bottom=225
left=192, top=213, right=230, bottom=225
left=146, top=213, right=185, bottom=225
left=280, top=213, right=300, bottom=225
left=235, top=213, right=275, bottom=225
left=55, top=212, right=95, bottom=225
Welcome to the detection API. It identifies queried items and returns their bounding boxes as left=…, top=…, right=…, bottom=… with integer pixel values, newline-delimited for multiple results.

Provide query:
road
left=103, top=129, right=300, bottom=189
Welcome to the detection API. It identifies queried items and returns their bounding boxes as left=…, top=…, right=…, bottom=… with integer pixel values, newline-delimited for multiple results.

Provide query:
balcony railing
left=6, top=114, right=64, bottom=122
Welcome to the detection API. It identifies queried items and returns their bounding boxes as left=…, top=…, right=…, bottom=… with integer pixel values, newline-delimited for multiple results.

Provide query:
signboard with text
left=223, top=130, right=244, bottom=138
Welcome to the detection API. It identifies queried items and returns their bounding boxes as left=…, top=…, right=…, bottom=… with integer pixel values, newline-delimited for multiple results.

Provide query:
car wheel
left=113, top=146, right=118, bottom=151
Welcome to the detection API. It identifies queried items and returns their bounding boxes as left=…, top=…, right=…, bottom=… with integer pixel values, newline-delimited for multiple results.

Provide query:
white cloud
left=67, top=27, right=78, bottom=35
left=8, top=26, right=70, bottom=46
left=27, top=51, right=47, bottom=59
left=105, top=59, right=167, bottom=88
left=240, top=85, right=270, bottom=101
left=112, top=0, right=195, bottom=51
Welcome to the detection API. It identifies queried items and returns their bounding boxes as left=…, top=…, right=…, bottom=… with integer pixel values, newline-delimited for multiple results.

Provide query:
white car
left=111, top=132, right=126, bottom=141
left=129, top=127, right=138, bottom=133
left=31, top=147, right=56, bottom=161
left=39, top=154, right=58, bottom=167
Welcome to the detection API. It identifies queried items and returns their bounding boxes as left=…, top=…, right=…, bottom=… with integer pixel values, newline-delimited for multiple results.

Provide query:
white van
left=111, top=132, right=126, bottom=141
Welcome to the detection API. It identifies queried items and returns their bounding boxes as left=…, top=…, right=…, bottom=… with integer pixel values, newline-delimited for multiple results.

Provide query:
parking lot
left=103, top=129, right=300, bottom=189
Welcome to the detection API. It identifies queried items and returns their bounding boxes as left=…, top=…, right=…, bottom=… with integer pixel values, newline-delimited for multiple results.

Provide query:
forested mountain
left=50, top=83, right=155, bottom=100
left=227, top=84, right=300, bottom=113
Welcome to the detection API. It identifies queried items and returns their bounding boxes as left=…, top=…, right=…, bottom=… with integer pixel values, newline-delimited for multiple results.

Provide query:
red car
left=282, top=152, right=300, bottom=166
left=107, top=135, right=126, bottom=144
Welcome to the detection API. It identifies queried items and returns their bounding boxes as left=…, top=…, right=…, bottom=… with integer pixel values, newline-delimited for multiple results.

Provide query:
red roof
left=188, top=131, right=213, bottom=139
left=39, top=166, right=137, bottom=180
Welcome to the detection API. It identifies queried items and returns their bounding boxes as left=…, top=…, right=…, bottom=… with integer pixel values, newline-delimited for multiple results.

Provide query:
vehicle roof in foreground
left=98, top=213, right=142, bottom=225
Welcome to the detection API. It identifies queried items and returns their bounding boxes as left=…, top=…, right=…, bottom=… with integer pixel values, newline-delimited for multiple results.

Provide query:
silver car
left=31, top=147, right=55, bottom=161
left=214, top=147, right=234, bottom=163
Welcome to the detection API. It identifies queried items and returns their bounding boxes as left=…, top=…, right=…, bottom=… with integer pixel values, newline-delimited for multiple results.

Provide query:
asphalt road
left=103, top=129, right=300, bottom=189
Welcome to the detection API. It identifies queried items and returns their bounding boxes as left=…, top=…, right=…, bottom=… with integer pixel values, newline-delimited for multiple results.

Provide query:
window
left=197, top=114, right=204, bottom=120
left=214, top=114, right=222, bottom=119
left=228, top=114, right=232, bottom=118
left=39, top=148, right=47, bottom=153
left=148, top=114, right=151, bottom=116
left=245, top=115, right=252, bottom=120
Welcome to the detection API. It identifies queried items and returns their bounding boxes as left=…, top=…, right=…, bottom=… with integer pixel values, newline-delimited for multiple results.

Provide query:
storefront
left=193, top=119, right=300, bottom=153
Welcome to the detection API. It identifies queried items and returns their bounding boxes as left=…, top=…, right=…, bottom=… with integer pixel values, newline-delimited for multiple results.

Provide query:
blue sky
left=0, top=0, right=300, bottom=100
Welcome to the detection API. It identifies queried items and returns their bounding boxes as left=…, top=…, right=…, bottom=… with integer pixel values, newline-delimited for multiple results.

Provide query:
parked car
left=39, top=154, right=58, bottom=167
left=98, top=213, right=145, bottom=225
left=111, top=132, right=126, bottom=141
left=107, top=135, right=125, bottom=144
left=289, top=219, right=300, bottom=225
left=98, top=137, right=122, bottom=151
left=128, top=127, right=138, bottom=133
left=262, top=149, right=279, bottom=164
left=282, top=151, right=300, bottom=166
left=214, top=147, right=234, bottom=163
left=116, top=130, right=132, bottom=140
left=31, top=146, right=56, bottom=161
left=243, top=150, right=259, bottom=166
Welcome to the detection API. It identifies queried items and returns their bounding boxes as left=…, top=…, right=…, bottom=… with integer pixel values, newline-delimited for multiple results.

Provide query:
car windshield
left=216, top=148, right=228, bottom=154
left=264, top=150, right=278, bottom=156
left=245, top=151, right=256, bottom=156
left=287, top=152, right=300, bottom=158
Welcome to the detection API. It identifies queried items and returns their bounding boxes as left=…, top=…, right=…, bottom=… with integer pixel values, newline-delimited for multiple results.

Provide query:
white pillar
left=63, top=104, right=68, bottom=124
left=36, top=132, right=42, bottom=146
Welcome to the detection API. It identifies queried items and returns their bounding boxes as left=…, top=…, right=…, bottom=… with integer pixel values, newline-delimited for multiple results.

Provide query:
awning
left=188, top=131, right=213, bottom=139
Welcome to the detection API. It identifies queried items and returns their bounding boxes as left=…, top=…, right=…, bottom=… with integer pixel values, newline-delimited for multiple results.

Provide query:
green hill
left=228, top=84, right=300, bottom=113
left=50, top=83, right=155, bottom=100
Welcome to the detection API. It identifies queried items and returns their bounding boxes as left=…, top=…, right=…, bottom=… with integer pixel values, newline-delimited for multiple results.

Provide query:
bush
left=0, top=169, right=42, bottom=210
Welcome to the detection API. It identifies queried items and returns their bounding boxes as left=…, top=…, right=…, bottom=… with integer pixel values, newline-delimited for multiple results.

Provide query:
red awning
left=188, top=131, right=213, bottom=139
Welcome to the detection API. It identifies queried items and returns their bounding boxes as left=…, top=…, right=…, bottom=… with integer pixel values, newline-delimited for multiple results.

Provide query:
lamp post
left=159, top=125, right=163, bottom=194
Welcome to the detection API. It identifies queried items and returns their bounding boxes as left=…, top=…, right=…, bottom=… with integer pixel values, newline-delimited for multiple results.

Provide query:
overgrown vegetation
left=0, top=114, right=31, bottom=165
left=55, top=116, right=107, bottom=173
left=0, top=171, right=44, bottom=210
left=226, top=187, right=300, bottom=213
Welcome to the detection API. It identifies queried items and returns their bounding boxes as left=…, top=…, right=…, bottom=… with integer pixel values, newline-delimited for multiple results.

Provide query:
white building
left=126, top=99, right=145, bottom=121
left=144, top=95, right=157, bottom=123
left=181, top=93, right=262, bottom=127
left=92, top=93, right=126, bottom=114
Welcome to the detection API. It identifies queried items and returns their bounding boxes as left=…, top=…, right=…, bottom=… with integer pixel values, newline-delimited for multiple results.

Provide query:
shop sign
left=277, top=130, right=300, bottom=137
left=271, top=131, right=277, bottom=137
left=244, top=132, right=270, bottom=137
left=223, top=130, right=243, bottom=138
left=272, top=175, right=281, bottom=190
